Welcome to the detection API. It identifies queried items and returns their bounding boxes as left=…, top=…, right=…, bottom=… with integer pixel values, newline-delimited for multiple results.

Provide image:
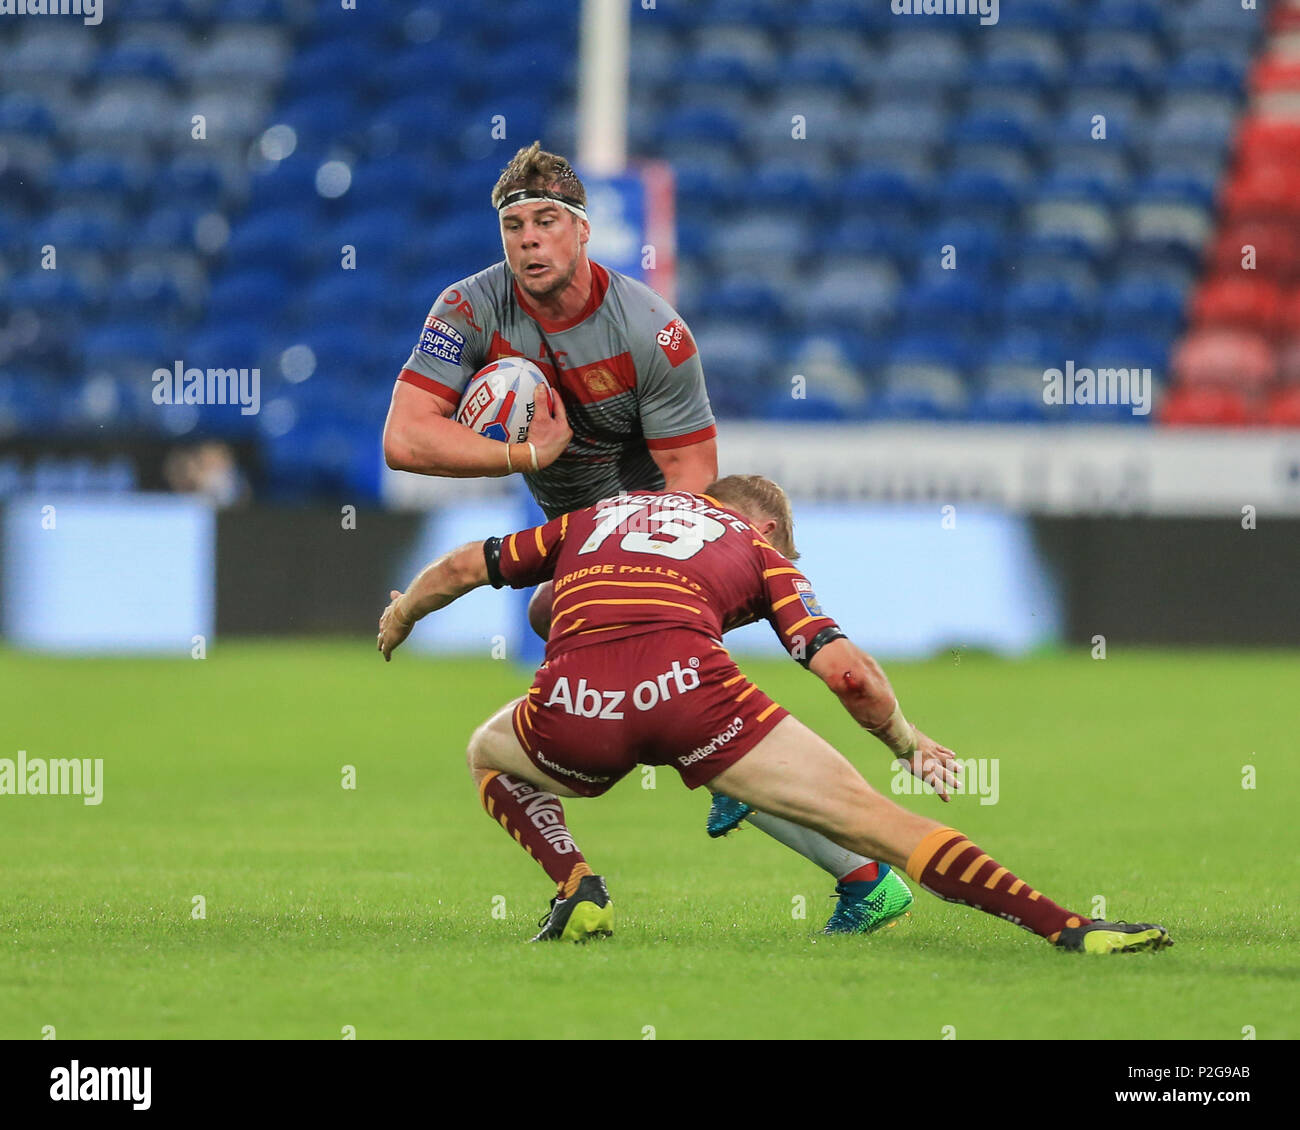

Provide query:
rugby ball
left=456, top=357, right=552, bottom=444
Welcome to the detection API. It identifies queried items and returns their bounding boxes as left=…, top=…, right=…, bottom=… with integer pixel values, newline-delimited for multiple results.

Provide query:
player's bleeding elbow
left=829, top=653, right=896, bottom=729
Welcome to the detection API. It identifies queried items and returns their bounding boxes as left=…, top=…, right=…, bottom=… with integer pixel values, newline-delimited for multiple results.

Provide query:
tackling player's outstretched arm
left=379, top=508, right=571, bottom=660
left=383, top=382, right=571, bottom=478
left=808, top=636, right=960, bottom=801
left=378, top=541, right=489, bottom=660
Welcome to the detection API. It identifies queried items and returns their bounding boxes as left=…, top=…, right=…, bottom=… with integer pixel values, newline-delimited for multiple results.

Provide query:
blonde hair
left=706, top=474, right=799, bottom=560
left=491, top=141, right=587, bottom=210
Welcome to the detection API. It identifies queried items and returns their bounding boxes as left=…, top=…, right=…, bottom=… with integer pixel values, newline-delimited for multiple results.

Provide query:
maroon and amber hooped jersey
left=485, top=491, right=845, bottom=664
left=398, top=261, right=717, bottom=519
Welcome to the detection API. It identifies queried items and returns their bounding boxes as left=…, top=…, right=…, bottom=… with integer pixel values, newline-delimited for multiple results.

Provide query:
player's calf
left=711, top=716, right=1171, bottom=953
left=466, top=699, right=606, bottom=941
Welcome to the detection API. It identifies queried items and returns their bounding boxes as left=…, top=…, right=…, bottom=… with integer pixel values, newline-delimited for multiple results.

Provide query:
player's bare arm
left=809, top=636, right=960, bottom=801
left=383, top=383, right=571, bottom=477
left=649, top=436, right=718, bottom=493
left=378, top=542, right=489, bottom=660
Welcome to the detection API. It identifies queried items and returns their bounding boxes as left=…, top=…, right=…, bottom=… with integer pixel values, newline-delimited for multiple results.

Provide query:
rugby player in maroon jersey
left=377, top=476, right=1172, bottom=955
left=382, top=143, right=910, bottom=932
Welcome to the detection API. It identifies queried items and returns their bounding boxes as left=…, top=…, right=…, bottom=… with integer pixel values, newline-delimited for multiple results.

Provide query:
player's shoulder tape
left=483, top=537, right=505, bottom=589
left=798, top=625, right=847, bottom=669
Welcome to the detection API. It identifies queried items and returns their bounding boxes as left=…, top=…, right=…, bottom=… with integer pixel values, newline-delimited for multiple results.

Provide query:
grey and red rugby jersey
left=398, top=260, right=717, bottom=519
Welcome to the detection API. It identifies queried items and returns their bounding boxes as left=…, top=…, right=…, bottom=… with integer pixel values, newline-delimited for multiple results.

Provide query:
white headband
left=496, top=188, right=588, bottom=220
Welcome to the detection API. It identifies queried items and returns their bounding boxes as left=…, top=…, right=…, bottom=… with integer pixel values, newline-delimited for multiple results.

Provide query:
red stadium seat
left=1159, top=385, right=1253, bottom=426
left=1209, top=219, right=1300, bottom=280
left=1190, top=276, right=1284, bottom=335
left=1235, top=119, right=1300, bottom=167
left=1223, top=165, right=1300, bottom=221
left=1170, top=327, right=1278, bottom=388
left=1280, top=286, right=1300, bottom=331
left=1216, top=164, right=1300, bottom=221
left=1276, top=335, right=1300, bottom=384
left=1250, top=58, right=1300, bottom=94
left=1265, top=384, right=1300, bottom=426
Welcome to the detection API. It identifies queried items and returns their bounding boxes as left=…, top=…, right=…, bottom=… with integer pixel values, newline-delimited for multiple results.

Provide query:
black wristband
left=798, top=625, right=847, bottom=669
left=483, top=537, right=505, bottom=589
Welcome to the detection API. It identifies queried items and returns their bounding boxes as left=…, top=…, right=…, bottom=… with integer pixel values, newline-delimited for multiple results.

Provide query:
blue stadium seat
left=1091, top=333, right=1170, bottom=381
left=246, top=152, right=328, bottom=210
left=1131, top=171, right=1218, bottom=211
left=272, top=93, right=360, bottom=148
left=224, top=207, right=316, bottom=275
left=995, top=0, right=1081, bottom=35
left=790, top=262, right=900, bottom=329
left=138, top=206, right=206, bottom=252
left=34, top=207, right=130, bottom=254
left=82, top=322, right=174, bottom=364
left=296, top=273, right=393, bottom=329
left=922, top=220, right=1007, bottom=278
left=1091, top=0, right=1167, bottom=35
left=968, top=384, right=1052, bottom=424
left=1098, top=272, right=1191, bottom=336
left=190, top=27, right=290, bottom=84
left=1147, top=103, right=1238, bottom=159
left=871, top=31, right=968, bottom=92
left=152, top=155, right=232, bottom=206
left=819, top=219, right=916, bottom=265
left=840, top=166, right=934, bottom=224
left=1172, top=0, right=1265, bottom=47
left=345, top=156, right=432, bottom=210
left=778, top=329, right=885, bottom=373
left=1039, top=168, right=1131, bottom=212
left=935, top=168, right=1028, bottom=226
left=695, top=275, right=787, bottom=326
left=55, top=153, right=146, bottom=198
left=947, top=106, right=1047, bottom=156
left=708, top=214, right=812, bottom=272
left=1165, top=50, right=1250, bottom=96
left=897, top=277, right=994, bottom=338
left=206, top=270, right=292, bottom=321
left=6, top=271, right=98, bottom=313
left=656, top=106, right=746, bottom=148
left=94, top=43, right=179, bottom=82
left=1003, top=277, right=1099, bottom=338
left=283, top=40, right=374, bottom=98
left=870, top=369, right=968, bottom=422
left=186, top=323, right=270, bottom=370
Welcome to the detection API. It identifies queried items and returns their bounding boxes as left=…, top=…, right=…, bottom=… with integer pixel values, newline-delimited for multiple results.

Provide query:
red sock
left=905, top=826, right=1090, bottom=942
left=479, top=771, right=593, bottom=897
left=840, top=862, right=880, bottom=884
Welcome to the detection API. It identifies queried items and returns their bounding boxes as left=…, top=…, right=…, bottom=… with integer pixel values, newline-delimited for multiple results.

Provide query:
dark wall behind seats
left=217, top=508, right=423, bottom=636
left=1033, top=517, right=1300, bottom=647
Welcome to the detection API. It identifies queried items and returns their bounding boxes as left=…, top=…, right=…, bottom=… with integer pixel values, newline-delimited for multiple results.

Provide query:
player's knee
left=466, top=722, right=490, bottom=777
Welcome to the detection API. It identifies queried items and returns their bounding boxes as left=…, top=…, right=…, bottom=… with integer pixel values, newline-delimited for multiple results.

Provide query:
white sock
left=744, top=809, right=879, bottom=882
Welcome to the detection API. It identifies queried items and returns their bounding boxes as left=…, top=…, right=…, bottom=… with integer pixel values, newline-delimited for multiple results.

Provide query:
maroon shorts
left=511, top=629, right=789, bottom=797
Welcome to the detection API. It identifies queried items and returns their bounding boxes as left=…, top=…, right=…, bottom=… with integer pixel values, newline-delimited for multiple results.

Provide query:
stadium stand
left=0, top=0, right=1278, bottom=498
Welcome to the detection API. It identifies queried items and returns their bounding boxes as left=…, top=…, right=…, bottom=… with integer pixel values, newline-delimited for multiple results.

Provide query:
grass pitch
left=1, top=642, right=1295, bottom=1040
